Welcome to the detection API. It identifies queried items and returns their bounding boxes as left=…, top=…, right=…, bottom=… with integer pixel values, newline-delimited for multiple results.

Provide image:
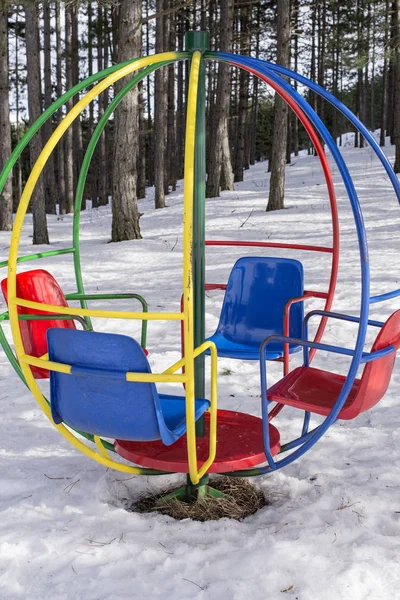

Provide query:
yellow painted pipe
left=7, top=52, right=187, bottom=473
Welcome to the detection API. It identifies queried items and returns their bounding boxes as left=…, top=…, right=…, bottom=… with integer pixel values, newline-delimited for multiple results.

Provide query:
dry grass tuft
left=134, top=477, right=266, bottom=521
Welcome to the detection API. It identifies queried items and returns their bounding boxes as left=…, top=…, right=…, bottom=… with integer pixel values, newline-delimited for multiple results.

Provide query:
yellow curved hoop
left=7, top=51, right=216, bottom=483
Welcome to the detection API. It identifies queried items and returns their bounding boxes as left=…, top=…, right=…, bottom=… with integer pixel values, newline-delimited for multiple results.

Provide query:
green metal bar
left=72, top=59, right=177, bottom=331
left=0, top=248, right=75, bottom=270
left=0, top=312, right=26, bottom=383
left=18, top=313, right=89, bottom=330
left=66, top=292, right=148, bottom=347
left=185, top=32, right=209, bottom=437
left=157, top=474, right=227, bottom=503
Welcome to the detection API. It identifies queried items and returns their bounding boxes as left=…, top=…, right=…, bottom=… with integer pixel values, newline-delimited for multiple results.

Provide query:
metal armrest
left=283, top=291, right=328, bottom=374
left=18, top=313, right=89, bottom=330
left=304, top=309, right=384, bottom=333
left=66, top=292, right=148, bottom=348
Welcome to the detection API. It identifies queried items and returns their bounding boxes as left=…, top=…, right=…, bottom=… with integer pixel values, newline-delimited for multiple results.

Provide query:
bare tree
left=55, top=0, right=65, bottom=214
left=205, top=0, right=234, bottom=198
left=381, top=0, right=390, bottom=146
left=393, top=0, right=400, bottom=172
left=234, top=2, right=251, bottom=182
left=266, top=0, right=291, bottom=212
left=43, top=2, right=57, bottom=215
left=111, top=0, right=142, bottom=241
left=0, top=1, right=12, bottom=231
left=64, top=5, right=74, bottom=213
left=25, top=0, right=49, bottom=244
left=154, top=0, right=167, bottom=209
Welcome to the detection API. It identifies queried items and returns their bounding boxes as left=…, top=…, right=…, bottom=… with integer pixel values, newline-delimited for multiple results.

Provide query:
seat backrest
left=344, top=310, right=400, bottom=419
left=1, top=269, right=76, bottom=379
left=47, top=328, right=172, bottom=443
left=216, top=257, right=304, bottom=345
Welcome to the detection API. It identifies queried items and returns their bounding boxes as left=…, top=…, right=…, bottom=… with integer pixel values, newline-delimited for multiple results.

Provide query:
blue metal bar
left=263, top=333, right=394, bottom=363
left=258, top=331, right=392, bottom=473
left=370, top=289, right=400, bottom=304
left=362, top=346, right=395, bottom=362
left=302, top=412, right=311, bottom=436
left=304, top=310, right=384, bottom=329
left=280, top=423, right=323, bottom=453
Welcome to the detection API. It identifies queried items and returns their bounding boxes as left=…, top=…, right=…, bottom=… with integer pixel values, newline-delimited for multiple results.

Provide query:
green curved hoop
left=72, top=60, right=173, bottom=327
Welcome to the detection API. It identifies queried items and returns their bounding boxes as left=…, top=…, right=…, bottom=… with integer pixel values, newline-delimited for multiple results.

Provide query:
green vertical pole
left=185, top=31, right=209, bottom=437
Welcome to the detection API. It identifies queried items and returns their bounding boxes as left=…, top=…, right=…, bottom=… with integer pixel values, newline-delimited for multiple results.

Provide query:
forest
left=0, top=0, right=399, bottom=244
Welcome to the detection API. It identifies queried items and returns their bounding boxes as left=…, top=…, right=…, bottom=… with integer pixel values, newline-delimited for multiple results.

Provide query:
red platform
left=115, top=409, right=280, bottom=473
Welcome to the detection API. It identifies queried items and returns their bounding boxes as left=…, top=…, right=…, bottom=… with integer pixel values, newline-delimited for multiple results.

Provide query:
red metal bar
left=205, top=240, right=333, bottom=253
left=283, top=292, right=328, bottom=374
left=205, top=283, right=227, bottom=291
left=304, top=290, right=328, bottom=299
left=226, top=61, right=340, bottom=422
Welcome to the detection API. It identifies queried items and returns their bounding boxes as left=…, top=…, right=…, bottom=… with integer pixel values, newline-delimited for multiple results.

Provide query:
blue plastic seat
left=207, top=257, right=304, bottom=360
left=47, top=329, right=209, bottom=446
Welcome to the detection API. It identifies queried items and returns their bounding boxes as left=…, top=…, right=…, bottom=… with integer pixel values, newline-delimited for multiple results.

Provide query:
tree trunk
left=87, top=0, right=97, bottom=207
left=55, top=1, right=65, bottom=214
left=234, top=3, right=251, bottom=182
left=205, top=0, right=234, bottom=197
left=98, top=3, right=108, bottom=206
left=43, top=2, right=57, bottom=215
left=267, top=0, right=290, bottom=212
left=13, top=7, right=22, bottom=210
left=176, top=10, right=185, bottom=180
left=162, top=0, right=170, bottom=197
left=64, top=5, right=74, bottom=214
left=137, top=80, right=146, bottom=199
left=393, top=0, right=400, bottom=172
left=145, top=0, right=154, bottom=187
left=0, top=4, right=12, bottom=231
left=25, top=1, right=49, bottom=244
left=154, top=0, right=166, bottom=208
left=111, top=0, right=142, bottom=241
left=166, top=2, right=176, bottom=191
left=293, top=0, right=299, bottom=156
left=380, top=0, right=390, bottom=146
left=388, top=2, right=396, bottom=143
left=71, top=4, right=85, bottom=210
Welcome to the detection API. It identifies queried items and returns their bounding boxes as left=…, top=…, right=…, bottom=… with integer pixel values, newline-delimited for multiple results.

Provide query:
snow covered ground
left=0, top=141, right=400, bottom=600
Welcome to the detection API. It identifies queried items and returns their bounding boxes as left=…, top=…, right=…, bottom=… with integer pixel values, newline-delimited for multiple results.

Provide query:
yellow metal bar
left=6, top=52, right=184, bottom=475
left=21, top=353, right=188, bottom=383
left=162, top=340, right=214, bottom=374
left=94, top=435, right=110, bottom=459
left=20, top=354, right=72, bottom=374
left=197, top=341, right=217, bottom=479
left=11, top=298, right=183, bottom=321
left=182, top=51, right=202, bottom=485
left=166, top=340, right=218, bottom=479
left=126, top=372, right=187, bottom=383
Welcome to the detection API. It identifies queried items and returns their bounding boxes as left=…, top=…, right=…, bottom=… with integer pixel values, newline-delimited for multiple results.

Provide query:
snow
left=0, top=141, right=400, bottom=599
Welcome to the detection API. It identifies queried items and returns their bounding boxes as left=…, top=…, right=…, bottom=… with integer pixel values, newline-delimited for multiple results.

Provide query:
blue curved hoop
left=209, top=52, right=371, bottom=474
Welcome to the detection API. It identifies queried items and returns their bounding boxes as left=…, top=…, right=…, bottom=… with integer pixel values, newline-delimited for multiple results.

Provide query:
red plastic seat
left=267, top=310, right=400, bottom=420
left=1, top=270, right=76, bottom=379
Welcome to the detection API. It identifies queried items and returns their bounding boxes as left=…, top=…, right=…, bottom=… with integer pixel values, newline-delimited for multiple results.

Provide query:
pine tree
left=206, top=0, right=234, bottom=198
left=25, top=0, right=49, bottom=244
left=267, top=0, right=291, bottom=212
left=111, top=0, right=142, bottom=241
left=0, top=1, right=12, bottom=231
